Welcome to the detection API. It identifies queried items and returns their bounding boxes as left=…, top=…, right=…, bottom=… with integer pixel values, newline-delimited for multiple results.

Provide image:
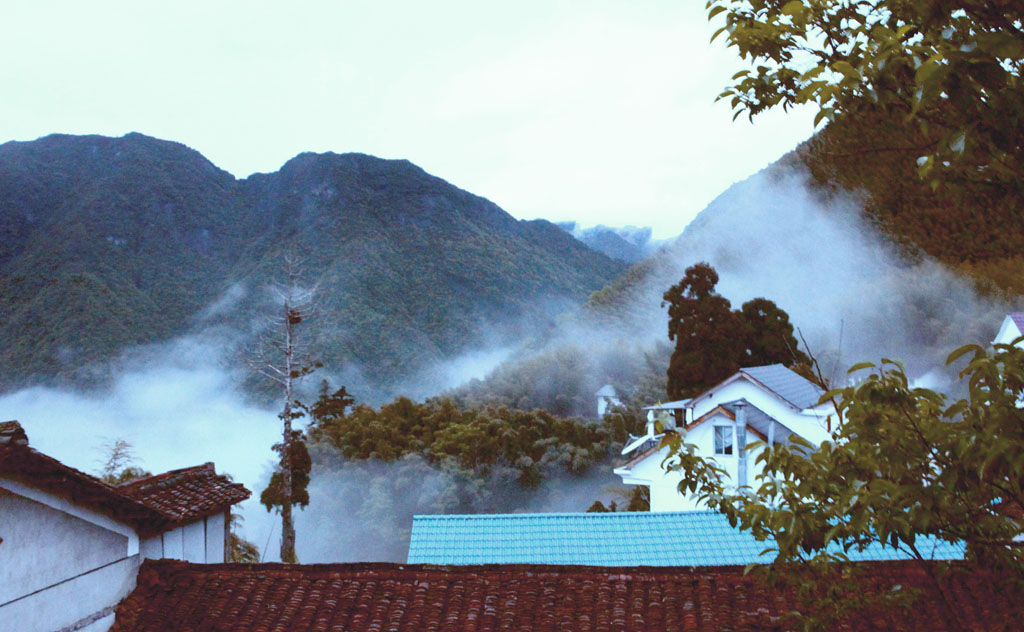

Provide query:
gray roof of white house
left=720, top=399, right=795, bottom=447
left=595, top=384, right=617, bottom=397
left=642, top=398, right=691, bottom=411
left=1010, top=312, right=1024, bottom=333
left=740, top=364, right=824, bottom=410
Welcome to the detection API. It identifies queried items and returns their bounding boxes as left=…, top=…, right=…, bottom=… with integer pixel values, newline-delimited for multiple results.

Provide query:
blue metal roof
left=741, top=364, right=824, bottom=410
left=407, top=511, right=964, bottom=566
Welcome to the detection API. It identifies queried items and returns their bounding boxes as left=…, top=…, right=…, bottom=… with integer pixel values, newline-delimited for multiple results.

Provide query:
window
left=714, top=426, right=733, bottom=456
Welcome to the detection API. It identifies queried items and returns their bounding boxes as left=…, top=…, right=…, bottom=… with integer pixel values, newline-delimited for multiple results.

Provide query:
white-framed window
left=713, top=425, right=734, bottom=456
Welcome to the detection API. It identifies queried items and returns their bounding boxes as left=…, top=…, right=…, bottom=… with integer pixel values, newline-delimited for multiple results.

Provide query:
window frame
left=713, top=424, right=734, bottom=456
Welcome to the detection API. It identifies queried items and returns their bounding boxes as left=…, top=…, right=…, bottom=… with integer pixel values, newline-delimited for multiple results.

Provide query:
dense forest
left=281, top=385, right=647, bottom=561
left=0, top=133, right=625, bottom=395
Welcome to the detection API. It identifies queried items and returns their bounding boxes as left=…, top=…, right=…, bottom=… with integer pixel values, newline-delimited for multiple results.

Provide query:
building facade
left=0, top=421, right=249, bottom=632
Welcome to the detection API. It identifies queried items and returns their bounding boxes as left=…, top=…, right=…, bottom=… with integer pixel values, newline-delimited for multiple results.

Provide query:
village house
left=614, top=364, right=832, bottom=511
left=0, top=421, right=249, bottom=632
left=594, top=384, right=622, bottom=417
left=993, top=311, right=1024, bottom=347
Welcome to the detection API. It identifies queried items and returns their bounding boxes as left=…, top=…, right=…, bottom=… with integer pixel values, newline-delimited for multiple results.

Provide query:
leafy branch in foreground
left=708, top=0, right=1023, bottom=188
left=663, top=339, right=1024, bottom=630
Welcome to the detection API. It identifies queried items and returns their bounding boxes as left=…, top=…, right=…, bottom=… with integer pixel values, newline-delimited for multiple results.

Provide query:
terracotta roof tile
left=119, top=462, right=251, bottom=524
left=112, top=559, right=1020, bottom=631
left=0, top=427, right=169, bottom=536
left=1, top=422, right=248, bottom=533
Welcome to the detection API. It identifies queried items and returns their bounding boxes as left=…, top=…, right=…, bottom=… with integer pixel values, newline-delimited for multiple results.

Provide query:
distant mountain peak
left=557, top=222, right=661, bottom=263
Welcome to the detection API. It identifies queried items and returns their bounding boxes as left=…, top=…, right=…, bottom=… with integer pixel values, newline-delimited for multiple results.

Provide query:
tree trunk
left=279, top=303, right=297, bottom=563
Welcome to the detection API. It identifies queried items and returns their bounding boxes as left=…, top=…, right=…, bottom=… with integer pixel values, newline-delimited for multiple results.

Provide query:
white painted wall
left=616, top=414, right=769, bottom=512
left=162, top=525, right=185, bottom=560
left=205, top=511, right=227, bottom=563
left=182, top=520, right=206, bottom=563
left=0, top=480, right=139, bottom=632
left=993, top=315, right=1024, bottom=347
left=141, top=533, right=163, bottom=560
left=143, top=514, right=226, bottom=563
left=0, top=555, right=139, bottom=632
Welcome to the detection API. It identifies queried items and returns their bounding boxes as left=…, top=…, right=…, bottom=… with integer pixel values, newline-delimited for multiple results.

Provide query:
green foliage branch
left=708, top=0, right=1024, bottom=186
left=661, top=339, right=1024, bottom=629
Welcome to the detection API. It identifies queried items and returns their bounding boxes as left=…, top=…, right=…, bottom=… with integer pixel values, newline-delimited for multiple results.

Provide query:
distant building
left=993, top=312, right=1024, bottom=347
left=614, top=364, right=833, bottom=511
left=0, top=421, right=249, bottom=632
left=594, top=384, right=622, bottom=417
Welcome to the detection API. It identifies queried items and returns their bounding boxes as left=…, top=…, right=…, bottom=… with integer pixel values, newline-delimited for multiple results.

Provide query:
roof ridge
left=118, top=462, right=218, bottom=492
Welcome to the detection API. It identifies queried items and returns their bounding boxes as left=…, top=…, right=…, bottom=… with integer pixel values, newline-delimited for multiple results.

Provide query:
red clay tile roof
left=118, top=462, right=250, bottom=525
left=0, top=423, right=169, bottom=536
left=111, top=559, right=1018, bottom=632
left=1, top=421, right=248, bottom=534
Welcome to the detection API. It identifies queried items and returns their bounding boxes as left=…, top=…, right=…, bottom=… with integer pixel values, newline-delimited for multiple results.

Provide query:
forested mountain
left=0, top=133, right=627, bottom=393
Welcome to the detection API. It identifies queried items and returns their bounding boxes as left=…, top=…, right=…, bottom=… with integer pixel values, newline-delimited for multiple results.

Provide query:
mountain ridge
left=0, top=133, right=627, bottom=396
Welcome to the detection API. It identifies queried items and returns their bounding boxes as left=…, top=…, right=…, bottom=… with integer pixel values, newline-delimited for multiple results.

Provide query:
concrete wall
left=0, top=480, right=139, bottom=632
left=206, top=511, right=227, bottom=563
left=140, top=513, right=227, bottom=563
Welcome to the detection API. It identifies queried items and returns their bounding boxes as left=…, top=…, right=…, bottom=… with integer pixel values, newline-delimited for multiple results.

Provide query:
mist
left=0, top=333, right=283, bottom=556
left=0, top=163, right=1014, bottom=564
left=296, top=451, right=623, bottom=563
left=654, top=165, right=1010, bottom=386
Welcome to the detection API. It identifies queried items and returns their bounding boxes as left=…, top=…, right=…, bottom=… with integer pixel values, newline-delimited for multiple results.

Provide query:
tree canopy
left=708, top=0, right=1024, bottom=187
left=663, top=262, right=808, bottom=399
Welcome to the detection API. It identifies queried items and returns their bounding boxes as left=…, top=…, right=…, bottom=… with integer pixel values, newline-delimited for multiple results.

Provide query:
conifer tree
left=663, top=262, right=807, bottom=399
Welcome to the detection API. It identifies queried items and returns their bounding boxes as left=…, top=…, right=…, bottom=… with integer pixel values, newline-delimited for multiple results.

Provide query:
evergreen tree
left=663, top=262, right=808, bottom=400
left=663, top=263, right=746, bottom=400
left=741, top=297, right=809, bottom=367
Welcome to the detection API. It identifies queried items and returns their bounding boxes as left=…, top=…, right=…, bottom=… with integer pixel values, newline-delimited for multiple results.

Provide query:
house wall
left=140, top=513, right=227, bottom=563
left=617, top=412, right=769, bottom=512
left=993, top=316, right=1024, bottom=347
left=0, top=480, right=139, bottom=632
left=207, top=511, right=227, bottom=562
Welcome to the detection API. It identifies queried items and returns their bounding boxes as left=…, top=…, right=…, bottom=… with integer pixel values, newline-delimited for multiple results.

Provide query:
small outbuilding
left=0, top=421, right=249, bottom=632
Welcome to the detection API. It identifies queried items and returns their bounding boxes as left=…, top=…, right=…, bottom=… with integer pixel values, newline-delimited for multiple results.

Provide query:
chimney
left=0, top=420, right=28, bottom=446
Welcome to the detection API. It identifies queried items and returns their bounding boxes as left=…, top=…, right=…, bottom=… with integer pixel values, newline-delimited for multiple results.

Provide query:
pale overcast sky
left=1, top=1, right=816, bottom=238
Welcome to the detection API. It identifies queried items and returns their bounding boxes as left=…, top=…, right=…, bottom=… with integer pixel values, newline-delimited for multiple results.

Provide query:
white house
left=595, top=384, right=622, bottom=418
left=993, top=312, right=1024, bottom=347
left=614, top=364, right=833, bottom=511
left=0, top=421, right=249, bottom=632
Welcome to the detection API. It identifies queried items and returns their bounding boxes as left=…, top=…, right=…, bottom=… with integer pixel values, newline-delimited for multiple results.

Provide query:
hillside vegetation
left=793, top=105, right=1024, bottom=296
left=0, top=133, right=626, bottom=394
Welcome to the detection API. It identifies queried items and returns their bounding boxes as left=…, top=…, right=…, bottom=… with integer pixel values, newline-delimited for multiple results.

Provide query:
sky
left=1, top=1, right=816, bottom=238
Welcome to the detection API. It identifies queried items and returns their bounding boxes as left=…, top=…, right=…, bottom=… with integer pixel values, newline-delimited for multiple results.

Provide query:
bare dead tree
left=250, top=253, right=319, bottom=563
